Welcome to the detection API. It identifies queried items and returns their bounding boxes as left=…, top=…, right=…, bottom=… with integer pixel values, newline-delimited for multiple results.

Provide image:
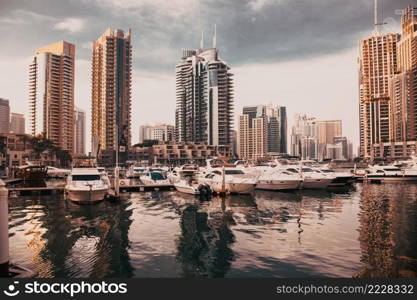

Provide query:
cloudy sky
left=0, top=0, right=412, bottom=153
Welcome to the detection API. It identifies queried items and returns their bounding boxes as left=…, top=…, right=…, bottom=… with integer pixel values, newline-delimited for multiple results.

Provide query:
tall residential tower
left=28, top=41, right=75, bottom=152
left=175, top=31, right=234, bottom=149
left=91, top=28, right=132, bottom=155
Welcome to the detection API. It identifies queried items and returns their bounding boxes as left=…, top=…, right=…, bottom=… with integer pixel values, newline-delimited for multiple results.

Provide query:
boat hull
left=210, top=182, right=255, bottom=194
left=256, top=180, right=301, bottom=191
left=302, top=178, right=332, bottom=189
left=66, top=188, right=108, bottom=203
left=174, top=184, right=200, bottom=195
left=365, top=175, right=417, bottom=182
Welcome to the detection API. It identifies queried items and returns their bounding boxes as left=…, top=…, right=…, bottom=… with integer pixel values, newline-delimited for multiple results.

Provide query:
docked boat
left=284, top=166, right=333, bottom=189
left=317, top=168, right=355, bottom=187
left=255, top=169, right=302, bottom=191
left=198, top=168, right=256, bottom=194
left=15, top=164, right=48, bottom=181
left=46, top=166, right=71, bottom=178
left=65, top=168, right=110, bottom=203
left=126, top=166, right=147, bottom=178
left=140, top=170, right=171, bottom=187
left=364, top=165, right=417, bottom=182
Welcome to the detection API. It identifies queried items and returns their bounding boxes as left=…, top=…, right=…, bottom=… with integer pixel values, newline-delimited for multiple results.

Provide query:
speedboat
left=140, top=170, right=171, bottom=187
left=198, top=168, right=256, bottom=194
left=65, top=168, right=110, bottom=203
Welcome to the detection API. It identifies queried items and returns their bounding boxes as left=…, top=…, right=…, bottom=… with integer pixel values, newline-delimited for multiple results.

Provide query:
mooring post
left=0, top=179, right=9, bottom=277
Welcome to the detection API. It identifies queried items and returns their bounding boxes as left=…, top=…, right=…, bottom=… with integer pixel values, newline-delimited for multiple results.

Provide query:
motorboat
left=364, top=165, right=417, bottom=182
left=140, top=170, right=171, bottom=187
left=65, top=168, right=110, bottom=203
left=198, top=168, right=256, bottom=194
left=255, top=169, right=302, bottom=191
left=170, top=164, right=211, bottom=195
left=15, top=164, right=48, bottom=181
left=46, top=166, right=71, bottom=178
left=126, top=166, right=148, bottom=178
left=317, top=168, right=355, bottom=187
left=284, top=166, right=333, bottom=189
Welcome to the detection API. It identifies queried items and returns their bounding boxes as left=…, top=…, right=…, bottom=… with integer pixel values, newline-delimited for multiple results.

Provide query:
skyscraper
left=10, top=113, right=25, bottom=134
left=74, top=107, right=86, bottom=155
left=28, top=41, right=75, bottom=152
left=389, top=6, right=417, bottom=157
left=238, top=104, right=287, bottom=159
left=277, top=106, right=287, bottom=154
left=0, top=99, right=10, bottom=133
left=290, top=114, right=317, bottom=159
left=175, top=30, right=234, bottom=147
left=358, top=2, right=400, bottom=158
left=139, top=125, right=152, bottom=143
left=91, top=28, right=132, bottom=155
left=315, top=120, right=342, bottom=160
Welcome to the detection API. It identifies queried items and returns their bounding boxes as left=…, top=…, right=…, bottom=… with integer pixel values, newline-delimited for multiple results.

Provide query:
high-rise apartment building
left=175, top=34, right=234, bottom=147
left=150, top=124, right=174, bottom=142
left=0, top=99, right=10, bottom=133
left=290, top=114, right=317, bottom=158
left=315, top=120, right=342, bottom=160
left=74, top=107, right=86, bottom=155
left=28, top=41, right=75, bottom=152
left=139, top=125, right=152, bottom=143
left=10, top=113, right=25, bottom=134
left=277, top=106, right=287, bottom=154
left=358, top=11, right=400, bottom=158
left=238, top=104, right=287, bottom=159
left=388, top=6, right=417, bottom=158
left=91, top=28, right=132, bottom=154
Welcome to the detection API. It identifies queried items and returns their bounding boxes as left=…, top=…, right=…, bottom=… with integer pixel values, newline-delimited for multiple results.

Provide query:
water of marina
left=7, top=183, right=417, bottom=278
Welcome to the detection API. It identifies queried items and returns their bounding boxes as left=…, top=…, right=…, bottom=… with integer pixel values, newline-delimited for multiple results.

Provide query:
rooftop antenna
left=213, top=24, right=217, bottom=48
left=200, top=30, right=204, bottom=49
left=373, top=0, right=387, bottom=35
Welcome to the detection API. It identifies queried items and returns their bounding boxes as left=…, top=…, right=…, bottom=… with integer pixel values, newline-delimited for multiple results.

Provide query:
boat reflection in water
left=7, top=183, right=417, bottom=278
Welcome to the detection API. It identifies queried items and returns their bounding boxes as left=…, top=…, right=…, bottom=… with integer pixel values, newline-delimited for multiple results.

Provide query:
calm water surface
left=8, top=183, right=417, bottom=278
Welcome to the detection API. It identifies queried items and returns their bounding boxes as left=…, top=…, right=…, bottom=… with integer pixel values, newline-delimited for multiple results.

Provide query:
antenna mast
left=213, top=24, right=217, bottom=48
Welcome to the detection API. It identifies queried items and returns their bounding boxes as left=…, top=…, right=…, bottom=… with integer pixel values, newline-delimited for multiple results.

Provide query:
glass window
left=72, top=175, right=101, bottom=181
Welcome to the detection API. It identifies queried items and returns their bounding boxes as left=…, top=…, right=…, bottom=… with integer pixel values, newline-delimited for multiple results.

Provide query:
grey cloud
left=0, top=0, right=414, bottom=73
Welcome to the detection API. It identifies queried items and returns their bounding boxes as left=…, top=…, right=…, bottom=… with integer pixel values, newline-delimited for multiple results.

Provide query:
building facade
left=139, top=125, right=152, bottom=143
left=10, top=113, right=25, bottom=134
left=150, top=124, right=174, bottom=142
left=175, top=40, right=234, bottom=147
left=238, top=104, right=287, bottom=159
left=91, top=28, right=132, bottom=156
left=29, top=41, right=75, bottom=152
left=74, top=107, right=86, bottom=155
left=0, top=99, right=10, bottom=133
left=315, top=120, right=342, bottom=160
left=358, top=32, right=400, bottom=158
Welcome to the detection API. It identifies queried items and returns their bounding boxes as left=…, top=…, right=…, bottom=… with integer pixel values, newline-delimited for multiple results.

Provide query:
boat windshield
left=302, top=168, right=314, bottom=172
left=384, top=168, right=401, bottom=171
left=72, top=175, right=101, bottom=181
left=321, top=169, right=334, bottom=173
left=150, top=172, right=166, bottom=180
left=225, top=170, right=245, bottom=175
left=134, top=168, right=145, bottom=172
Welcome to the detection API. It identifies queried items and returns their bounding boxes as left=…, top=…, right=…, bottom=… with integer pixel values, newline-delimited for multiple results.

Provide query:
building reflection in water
left=356, top=183, right=417, bottom=278
left=175, top=196, right=238, bottom=278
left=10, top=195, right=134, bottom=278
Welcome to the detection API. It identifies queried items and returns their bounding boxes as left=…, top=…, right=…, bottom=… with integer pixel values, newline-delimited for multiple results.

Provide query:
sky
left=0, top=0, right=412, bottom=154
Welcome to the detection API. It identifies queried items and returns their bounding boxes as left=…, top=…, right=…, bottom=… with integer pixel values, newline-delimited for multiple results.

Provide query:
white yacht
left=198, top=168, right=256, bottom=194
left=126, top=166, right=147, bottom=178
left=317, top=168, right=355, bottom=187
left=140, top=170, right=171, bottom=187
left=46, top=166, right=71, bottom=178
left=284, top=166, right=333, bottom=189
left=255, top=169, right=302, bottom=191
left=365, top=165, right=417, bottom=182
left=65, top=168, right=110, bottom=203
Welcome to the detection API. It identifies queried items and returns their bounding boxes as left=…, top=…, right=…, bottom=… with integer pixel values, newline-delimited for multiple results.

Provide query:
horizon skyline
left=0, top=0, right=414, bottom=154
